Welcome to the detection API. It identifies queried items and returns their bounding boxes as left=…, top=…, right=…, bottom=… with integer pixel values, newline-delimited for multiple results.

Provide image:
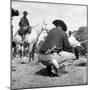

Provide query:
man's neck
left=57, top=27, right=62, bottom=30
left=23, top=16, right=26, bottom=18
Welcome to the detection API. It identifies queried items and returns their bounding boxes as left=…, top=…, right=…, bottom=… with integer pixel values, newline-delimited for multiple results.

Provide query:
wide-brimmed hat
left=23, top=11, right=29, bottom=15
left=52, top=20, right=67, bottom=31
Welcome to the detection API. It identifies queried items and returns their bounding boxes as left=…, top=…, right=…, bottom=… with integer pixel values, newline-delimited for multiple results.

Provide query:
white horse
left=24, top=20, right=48, bottom=62
left=13, top=22, right=41, bottom=59
left=35, top=30, right=48, bottom=53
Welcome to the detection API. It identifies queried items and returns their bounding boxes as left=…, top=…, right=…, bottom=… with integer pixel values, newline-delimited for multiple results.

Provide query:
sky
left=12, top=0, right=87, bottom=35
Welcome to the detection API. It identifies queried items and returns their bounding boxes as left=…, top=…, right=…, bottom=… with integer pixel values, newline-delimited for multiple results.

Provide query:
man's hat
left=52, top=20, right=67, bottom=31
left=23, top=11, right=29, bottom=15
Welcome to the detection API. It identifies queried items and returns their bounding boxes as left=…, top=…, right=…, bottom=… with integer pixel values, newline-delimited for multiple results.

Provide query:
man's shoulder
left=49, top=28, right=66, bottom=34
left=56, top=28, right=66, bottom=35
left=20, top=17, right=24, bottom=20
left=49, top=28, right=60, bottom=32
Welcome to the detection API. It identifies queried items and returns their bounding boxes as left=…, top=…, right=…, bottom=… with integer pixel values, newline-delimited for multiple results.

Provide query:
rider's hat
left=52, top=20, right=67, bottom=31
left=23, top=11, right=29, bottom=15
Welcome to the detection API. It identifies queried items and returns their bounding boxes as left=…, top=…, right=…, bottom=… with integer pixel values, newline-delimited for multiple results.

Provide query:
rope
left=80, top=40, right=88, bottom=44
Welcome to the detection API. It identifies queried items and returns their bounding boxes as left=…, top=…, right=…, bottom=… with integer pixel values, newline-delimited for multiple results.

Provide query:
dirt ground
left=11, top=55, right=88, bottom=89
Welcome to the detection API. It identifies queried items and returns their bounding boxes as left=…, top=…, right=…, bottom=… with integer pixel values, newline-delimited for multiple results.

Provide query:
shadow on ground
left=35, top=67, right=68, bottom=77
left=75, top=62, right=87, bottom=67
left=35, top=68, right=50, bottom=76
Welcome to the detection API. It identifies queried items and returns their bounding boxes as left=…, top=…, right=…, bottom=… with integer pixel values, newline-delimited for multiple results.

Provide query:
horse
left=35, top=30, right=48, bottom=53
left=12, top=25, right=32, bottom=59
left=13, top=19, right=48, bottom=63
left=24, top=20, right=48, bottom=62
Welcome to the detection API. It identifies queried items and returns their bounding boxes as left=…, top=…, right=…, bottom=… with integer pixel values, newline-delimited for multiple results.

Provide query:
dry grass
left=11, top=56, right=88, bottom=89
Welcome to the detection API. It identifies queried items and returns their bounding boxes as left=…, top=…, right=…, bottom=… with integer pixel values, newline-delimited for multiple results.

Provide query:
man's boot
left=46, top=66, right=54, bottom=77
left=54, top=64, right=65, bottom=76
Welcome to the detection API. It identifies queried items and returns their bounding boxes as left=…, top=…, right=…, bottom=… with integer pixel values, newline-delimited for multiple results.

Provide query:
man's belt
left=40, top=46, right=63, bottom=55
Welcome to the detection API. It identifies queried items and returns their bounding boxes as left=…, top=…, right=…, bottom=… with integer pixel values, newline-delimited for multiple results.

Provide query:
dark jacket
left=19, top=16, right=29, bottom=27
left=40, top=28, right=72, bottom=53
left=18, top=16, right=30, bottom=36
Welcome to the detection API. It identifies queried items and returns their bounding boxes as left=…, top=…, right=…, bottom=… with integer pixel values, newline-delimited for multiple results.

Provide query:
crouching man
left=38, top=20, right=76, bottom=77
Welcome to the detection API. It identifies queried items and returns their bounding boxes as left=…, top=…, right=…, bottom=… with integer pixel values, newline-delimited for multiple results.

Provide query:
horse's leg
left=23, top=46, right=26, bottom=57
left=13, top=46, right=16, bottom=58
left=28, top=44, right=33, bottom=63
left=21, top=45, right=24, bottom=59
left=24, top=47, right=26, bottom=57
left=28, top=45, right=31, bottom=62
left=12, top=47, right=15, bottom=60
left=27, top=47, right=29, bottom=57
left=31, top=45, right=35, bottom=61
left=32, top=43, right=36, bottom=61
left=25, top=45, right=29, bottom=57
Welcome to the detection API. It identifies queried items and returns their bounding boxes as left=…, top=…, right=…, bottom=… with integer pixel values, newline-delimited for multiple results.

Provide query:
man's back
left=40, top=28, right=71, bottom=53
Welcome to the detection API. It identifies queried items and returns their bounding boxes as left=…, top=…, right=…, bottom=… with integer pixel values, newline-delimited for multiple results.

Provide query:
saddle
left=18, top=26, right=31, bottom=36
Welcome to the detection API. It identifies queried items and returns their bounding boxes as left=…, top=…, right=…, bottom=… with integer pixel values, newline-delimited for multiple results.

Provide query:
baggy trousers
left=38, top=51, right=76, bottom=68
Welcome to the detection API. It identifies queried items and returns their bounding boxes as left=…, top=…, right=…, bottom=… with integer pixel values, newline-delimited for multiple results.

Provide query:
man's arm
left=19, top=19, right=22, bottom=27
left=26, top=18, right=29, bottom=26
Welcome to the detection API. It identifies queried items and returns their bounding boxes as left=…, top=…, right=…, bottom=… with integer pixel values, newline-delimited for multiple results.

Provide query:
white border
left=0, top=0, right=89, bottom=90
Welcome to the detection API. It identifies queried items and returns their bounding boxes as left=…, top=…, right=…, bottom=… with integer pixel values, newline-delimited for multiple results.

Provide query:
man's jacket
left=19, top=17, right=29, bottom=27
left=18, top=17, right=30, bottom=36
left=40, top=28, right=72, bottom=53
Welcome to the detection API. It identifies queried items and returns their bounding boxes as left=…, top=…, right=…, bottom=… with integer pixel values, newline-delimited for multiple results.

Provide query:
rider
left=39, top=20, right=76, bottom=76
left=18, top=11, right=31, bottom=40
left=19, top=11, right=29, bottom=29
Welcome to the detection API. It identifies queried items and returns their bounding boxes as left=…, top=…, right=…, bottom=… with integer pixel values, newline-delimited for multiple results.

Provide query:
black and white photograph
left=11, top=0, right=88, bottom=89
